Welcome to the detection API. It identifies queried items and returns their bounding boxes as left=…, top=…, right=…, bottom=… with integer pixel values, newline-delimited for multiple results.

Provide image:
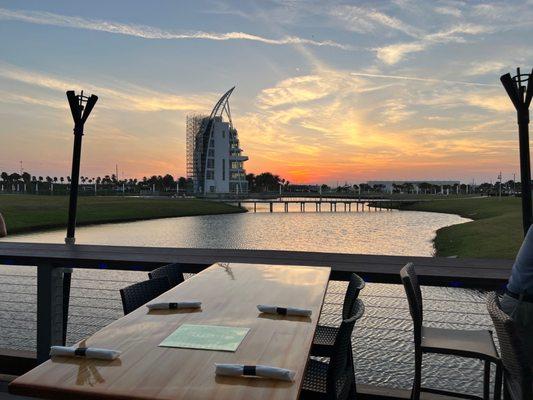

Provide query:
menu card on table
left=159, top=324, right=250, bottom=352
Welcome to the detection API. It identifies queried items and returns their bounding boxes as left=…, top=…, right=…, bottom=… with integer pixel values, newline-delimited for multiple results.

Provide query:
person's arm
left=507, top=226, right=533, bottom=294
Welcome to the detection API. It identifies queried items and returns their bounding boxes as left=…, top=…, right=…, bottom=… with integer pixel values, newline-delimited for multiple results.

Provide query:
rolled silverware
left=257, top=304, right=311, bottom=317
left=50, top=346, right=121, bottom=360
left=147, top=301, right=201, bottom=310
left=215, top=363, right=295, bottom=381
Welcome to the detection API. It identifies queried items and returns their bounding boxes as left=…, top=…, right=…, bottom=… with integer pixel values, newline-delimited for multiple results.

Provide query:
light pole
left=498, top=172, right=502, bottom=199
left=501, top=68, right=532, bottom=235
left=62, top=90, right=97, bottom=346
left=65, top=90, right=98, bottom=244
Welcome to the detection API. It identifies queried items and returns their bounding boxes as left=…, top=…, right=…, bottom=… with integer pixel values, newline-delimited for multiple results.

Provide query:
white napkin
left=215, top=364, right=295, bottom=382
left=257, top=304, right=312, bottom=317
left=147, top=301, right=201, bottom=310
left=50, top=346, right=121, bottom=360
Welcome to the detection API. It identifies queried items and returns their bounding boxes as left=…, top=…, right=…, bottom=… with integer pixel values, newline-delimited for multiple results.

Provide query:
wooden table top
left=9, top=263, right=331, bottom=400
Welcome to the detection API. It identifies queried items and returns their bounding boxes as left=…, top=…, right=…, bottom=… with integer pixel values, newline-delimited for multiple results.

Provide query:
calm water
left=2, top=208, right=467, bottom=255
left=1, top=207, right=495, bottom=394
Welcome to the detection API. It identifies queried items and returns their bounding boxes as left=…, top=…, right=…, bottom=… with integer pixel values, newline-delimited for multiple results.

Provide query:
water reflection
left=2, top=210, right=469, bottom=256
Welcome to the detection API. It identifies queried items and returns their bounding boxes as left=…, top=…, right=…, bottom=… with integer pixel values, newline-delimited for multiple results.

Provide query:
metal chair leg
left=502, top=374, right=510, bottom=400
left=483, top=360, right=490, bottom=400
left=412, top=350, right=422, bottom=400
left=493, top=362, right=502, bottom=400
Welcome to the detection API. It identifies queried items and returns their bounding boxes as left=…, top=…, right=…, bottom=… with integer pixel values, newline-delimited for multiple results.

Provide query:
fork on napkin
left=215, top=364, right=295, bottom=382
left=147, top=301, right=201, bottom=310
left=257, top=304, right=312, bottom=317
left=50, top=346, right=121, bottom=360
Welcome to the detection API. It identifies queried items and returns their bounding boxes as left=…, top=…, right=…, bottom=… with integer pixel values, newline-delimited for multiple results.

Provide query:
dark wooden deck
left=0, top=242, right=513, bottom=399
left=0, top=242, right=512, bottom=288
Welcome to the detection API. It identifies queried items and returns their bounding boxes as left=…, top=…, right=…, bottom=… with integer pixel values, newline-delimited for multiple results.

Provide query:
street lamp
left=62, top=90, right=97, bottom=346
left=65, top=90, right=98, bottom=244
left=501, top=68, right=533, bottom=235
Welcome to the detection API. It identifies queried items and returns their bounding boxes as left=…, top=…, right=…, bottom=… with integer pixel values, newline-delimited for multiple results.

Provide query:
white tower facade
left=186, top=88, right=248, bottom=195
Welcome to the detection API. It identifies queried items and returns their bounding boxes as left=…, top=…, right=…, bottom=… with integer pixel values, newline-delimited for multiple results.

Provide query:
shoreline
left=0, top=195, right=245, bottom=236
left=391, top=197, right=521, bottom=259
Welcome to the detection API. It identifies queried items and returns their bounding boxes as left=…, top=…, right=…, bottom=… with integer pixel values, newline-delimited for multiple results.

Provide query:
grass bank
left=0, top=195, right=244, bottom=235
left=395, top=197, right=522, bottom=259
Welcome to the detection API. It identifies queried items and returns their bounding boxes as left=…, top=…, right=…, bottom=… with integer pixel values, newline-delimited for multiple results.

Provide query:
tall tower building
left=186, top=87, right=248, bottom=195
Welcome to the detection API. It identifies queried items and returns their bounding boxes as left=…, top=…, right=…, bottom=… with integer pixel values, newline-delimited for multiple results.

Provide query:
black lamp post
left=501, top=68, right=533, bottom=236
left=62, top=90, right=97, bottom=345
left=65, top=90, right=98, bottom=244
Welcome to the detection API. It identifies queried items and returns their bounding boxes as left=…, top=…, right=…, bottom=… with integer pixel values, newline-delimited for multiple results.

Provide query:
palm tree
left=10, top=173, right=21, bottom=182
left=162, top=174, right=175, bottom=189
left=21, top=172, right=31, bottom=183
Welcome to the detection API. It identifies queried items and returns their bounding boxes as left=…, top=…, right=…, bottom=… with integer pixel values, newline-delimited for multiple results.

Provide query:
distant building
left=367, top=180, right=460, bottom=193
left=186, top=87, right=248, bottom=195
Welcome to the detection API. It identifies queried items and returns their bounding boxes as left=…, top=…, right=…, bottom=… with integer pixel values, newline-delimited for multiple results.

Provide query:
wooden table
left=9, top=263, right=331, bottom=400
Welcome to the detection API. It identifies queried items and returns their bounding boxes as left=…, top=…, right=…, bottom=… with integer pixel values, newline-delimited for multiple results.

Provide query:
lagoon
left=1, top=207, right=468, bottom=255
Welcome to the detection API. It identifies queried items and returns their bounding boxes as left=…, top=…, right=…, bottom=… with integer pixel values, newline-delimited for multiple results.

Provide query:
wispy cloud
left=330, top=5, right=421, bottom=37
left=434, top=6, right=462, bottom=18
left=376, top=24, right=493, bottom=64
left=375, top=42, right=426, bottom=65
left=0, top=7, right=351, bottom=50
left=0, top=90, right=65, bottom=109
left=0, top=62, right=212, bottom=112
left=349, top=72, right=499, bottom=87
left=464, top=61, right=506, bottom=77
left=257, top=74, right=346, bottom=108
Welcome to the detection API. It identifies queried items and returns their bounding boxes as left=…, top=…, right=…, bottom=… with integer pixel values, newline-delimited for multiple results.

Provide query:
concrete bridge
left=219, top=199, right=421, bottom=213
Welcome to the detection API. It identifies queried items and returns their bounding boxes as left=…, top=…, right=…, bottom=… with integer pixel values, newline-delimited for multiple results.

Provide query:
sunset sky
left=0, top=0, right=532, bottom=185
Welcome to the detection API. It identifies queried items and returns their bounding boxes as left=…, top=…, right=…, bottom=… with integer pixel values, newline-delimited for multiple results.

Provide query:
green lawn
left=397, top=197, right=522, bottom=259
left=0, top=195, right=244, bottom=234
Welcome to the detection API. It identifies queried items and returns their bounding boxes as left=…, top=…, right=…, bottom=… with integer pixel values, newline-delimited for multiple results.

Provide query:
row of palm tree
left=0, top=170, right=521, bottom=196
left=0, top=171, right=193, bottom=191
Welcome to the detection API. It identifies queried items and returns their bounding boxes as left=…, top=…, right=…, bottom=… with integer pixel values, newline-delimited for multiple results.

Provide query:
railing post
left=37, top=264, right=64, bottom=363
left=61, top=267, right=73, bottom=345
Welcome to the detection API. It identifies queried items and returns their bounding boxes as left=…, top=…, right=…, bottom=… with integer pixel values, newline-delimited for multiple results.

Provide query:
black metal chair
left=300, top=298, right=365, bottom=400
left=120, top=277, right=171, bottom=315
left=486, top=292, right=532, bottom=400
left=400, top=263, right=502, bottom=400
left=311, top=273, right=365, bottom=357
left=148, top=263, right=185, bottom=288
